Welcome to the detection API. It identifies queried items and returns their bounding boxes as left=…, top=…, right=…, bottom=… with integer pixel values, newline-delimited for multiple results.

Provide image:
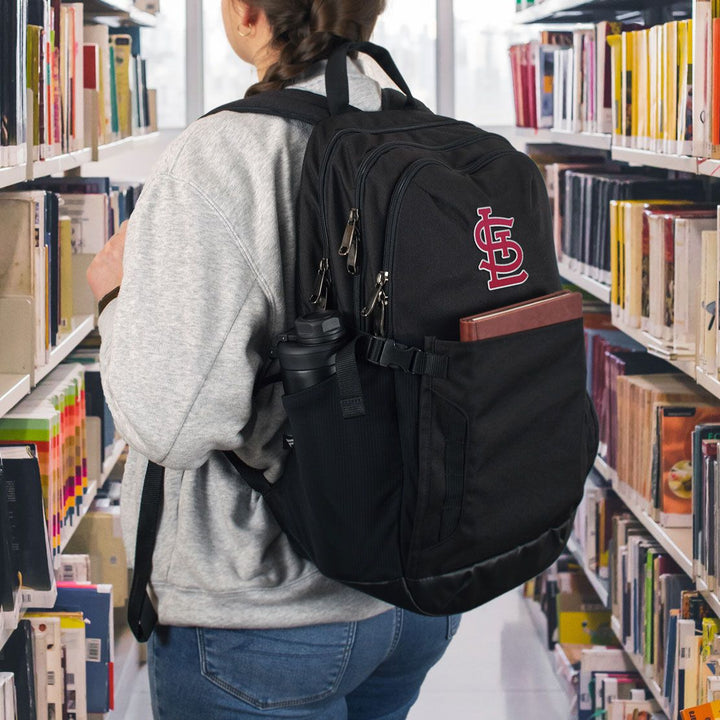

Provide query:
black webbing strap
left=336, top=337, right=366, bottom=419
left=363, top=336, right=448, bottom=377
left=128, top=453, right=273, bottom=643
left=222, top=451, right=272, bottom=495
left=203, top=88, right=332, bottom=125
left=128, top=460, right=164, bottom=642
left=326, top=41, right=417, bottom=115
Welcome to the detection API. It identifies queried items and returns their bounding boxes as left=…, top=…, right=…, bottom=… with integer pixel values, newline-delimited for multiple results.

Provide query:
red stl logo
left=473, top=206, right=529, bottom=291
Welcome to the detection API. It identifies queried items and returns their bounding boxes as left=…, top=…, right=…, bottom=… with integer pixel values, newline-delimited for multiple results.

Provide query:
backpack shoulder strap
left=204, top=88, right=331, bottom=125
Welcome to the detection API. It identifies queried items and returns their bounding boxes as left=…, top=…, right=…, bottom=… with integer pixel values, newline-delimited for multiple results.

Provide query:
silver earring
left=238, top=25, right=252, bottom=38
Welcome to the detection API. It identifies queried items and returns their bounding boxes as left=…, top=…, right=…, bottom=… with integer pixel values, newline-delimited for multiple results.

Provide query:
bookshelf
left=566, top=534, right=610, bottom=606
left=514, top=126, right=613, bottom=150
left=610, top=615, right=672, bottom=718
left=514, top=0, right=691, bottom=24
left=557, top=257, right=611, bottom=303
left=59, top=481, right=100, bottom=555
left=34, top=316, right=97, bottom=385
left=82, top=0, right=157, bottom=27
left=514, top=1, right=720, bottom=716
left=0, top=7, right=155, bottom=711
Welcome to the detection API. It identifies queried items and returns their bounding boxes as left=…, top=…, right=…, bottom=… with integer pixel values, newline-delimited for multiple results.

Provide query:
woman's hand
left=87, top=220, right=128, bottom=301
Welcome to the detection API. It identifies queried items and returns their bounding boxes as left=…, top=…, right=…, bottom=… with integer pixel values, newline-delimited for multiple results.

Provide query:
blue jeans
left=148, top=608, right=461, bottom=719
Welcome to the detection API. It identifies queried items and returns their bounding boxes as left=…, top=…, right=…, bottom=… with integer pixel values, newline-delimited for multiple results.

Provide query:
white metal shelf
left=82, top=0, right=157, bottom=26
left=0, top=163, right=28, bottom=188
left=557, top=257, right=611, bottom=304
left=0, top=133, right=159, bottom=190
left=92, top=132, right=159, bottom=162
left=610, top=616, right=671, bottom=718
left=33, top=149, right=93, bottom=180
left=593, top=457, right=696, bottom=577
left=696, top=367, right=720, bottom=402
left=513, top=126, right=612, bottom=151
left=515, top=0, right=597, bottom=23
left=101, top=439, right=127, bottom=483
left=566, top=535, right=610, bottom=607
left=0, top=374, right=31, bottom=419
left=611, top=146, right=699, bottom=173
left=34, top=315, right=96, bottom=385
left=513, top=125, right=720, bottom=177
left=58, top=480, right=99, bottom=555
left=698, top=158, right=720, bottom=177
left=611, top=478, right=694, bottom=578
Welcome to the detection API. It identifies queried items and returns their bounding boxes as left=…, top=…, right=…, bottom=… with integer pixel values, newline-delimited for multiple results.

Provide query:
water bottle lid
left=294, top=312, right=345, bottom=344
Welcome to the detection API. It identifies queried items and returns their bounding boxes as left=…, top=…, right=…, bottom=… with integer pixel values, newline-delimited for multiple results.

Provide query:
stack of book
left=511, top=7, right=720, bottom=160
left=2, top=581, right=115, bottom=719
left=1, top=0, right=157, bottom=169
left=0, top=445, right=55, bottom=643
left=0, top=176, right=142, bottom=373
left=0, top=364, right=92, bottom=559
left=609, top=516, right=720, bottom=719
left=560, top=172, right=706, bottom=286
left=616, top=373, right=720, bottom=527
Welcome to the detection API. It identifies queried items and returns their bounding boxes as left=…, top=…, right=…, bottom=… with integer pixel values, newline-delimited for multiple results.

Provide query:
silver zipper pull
left=361, top=271, right=390, bottom=319
left=339, top=208, right=360, bottom=275
left=310, top=258, right=330, bottom=309
left=339, top=209, right=359, bottom=256
left=376, top=291, right=388, bottom=336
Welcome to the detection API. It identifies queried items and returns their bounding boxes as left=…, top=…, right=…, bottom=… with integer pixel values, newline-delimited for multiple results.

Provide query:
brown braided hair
left=242, top=0, right=387, bottom=96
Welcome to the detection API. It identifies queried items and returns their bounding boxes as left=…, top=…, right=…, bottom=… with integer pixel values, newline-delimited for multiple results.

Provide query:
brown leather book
left=459, top=290, right=583, bottom=342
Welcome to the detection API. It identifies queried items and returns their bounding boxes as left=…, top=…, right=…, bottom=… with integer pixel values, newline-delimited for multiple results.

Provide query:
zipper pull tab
left=339, top=208, right=360, bottom=275
left=376, top=292, right=388, bottom=336
left=310, top=258, right=330, bottom=309
left=361, top=270, right=390, bottom=319
left=339, top=208, right=359, bottom=256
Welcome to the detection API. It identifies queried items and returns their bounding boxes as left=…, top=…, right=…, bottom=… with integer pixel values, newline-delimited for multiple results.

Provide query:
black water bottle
left=276, top=311, right=348, bottom=394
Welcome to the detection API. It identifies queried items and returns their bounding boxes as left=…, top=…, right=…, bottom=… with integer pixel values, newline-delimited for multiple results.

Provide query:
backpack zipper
left=363, top=148, right=517, bottom=336
left=313, top=119, right=460, bottom=306
left=338, top=132, right=491, bottom=277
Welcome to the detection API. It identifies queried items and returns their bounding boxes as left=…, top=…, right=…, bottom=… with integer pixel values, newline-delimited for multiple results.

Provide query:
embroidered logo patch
left=473, top=206, right=529, bottom=291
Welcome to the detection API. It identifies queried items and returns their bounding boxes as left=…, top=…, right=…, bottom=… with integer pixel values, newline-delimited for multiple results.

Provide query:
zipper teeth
left=380, top=148, right=517, bottom=336
left=319, top=119, right=461, bottom=260
left=353, top=135, right=506, bottom=329
left=353, top=134, right=500, bottom=213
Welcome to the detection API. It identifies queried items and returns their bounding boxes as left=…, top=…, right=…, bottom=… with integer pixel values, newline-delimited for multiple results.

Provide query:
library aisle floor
left=121, top=588, right=572, bottom=719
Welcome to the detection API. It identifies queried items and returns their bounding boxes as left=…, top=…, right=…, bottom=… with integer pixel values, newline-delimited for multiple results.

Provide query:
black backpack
left=129, top=42, right=599, bottom=641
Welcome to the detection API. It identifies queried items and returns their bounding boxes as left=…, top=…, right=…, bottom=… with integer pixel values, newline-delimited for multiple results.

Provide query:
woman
left=87, top=1, right=460, bottom=718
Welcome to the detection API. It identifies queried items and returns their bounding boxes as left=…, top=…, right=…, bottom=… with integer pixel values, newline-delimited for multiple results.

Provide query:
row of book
left=0, top=360, right=117, bottom=565
left=1, top=431, right=126, bottom=717
left=553, top=643, right=664, bottom=720
left=515, top=5, right=720, bottom=159
left=1, top=0, right=156, bottom=169
left=584, top=313, right=720, bottom=530
left=0, top=176, right=142, bottom=373
left=525, top=554, right=664, bottom=718
left=1, top=444, right=55, bottom=647
left=547, top=506, right=720, bottom=720
left=509, top=14, right=697, bottom=158
left=1, top=581, right=115, bottom=719
left=538, top=152, right=720, bottom=369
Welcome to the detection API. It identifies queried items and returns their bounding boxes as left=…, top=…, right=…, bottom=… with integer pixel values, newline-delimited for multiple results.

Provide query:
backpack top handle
left=325, top=41, right=417, bottom=115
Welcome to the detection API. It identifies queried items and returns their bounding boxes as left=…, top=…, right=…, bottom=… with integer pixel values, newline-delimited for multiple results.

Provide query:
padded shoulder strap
left=204, top=88, right=331, bottom=125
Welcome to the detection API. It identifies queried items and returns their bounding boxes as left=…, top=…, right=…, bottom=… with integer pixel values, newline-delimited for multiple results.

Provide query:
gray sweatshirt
left=98, top=62, right=392, bottom=628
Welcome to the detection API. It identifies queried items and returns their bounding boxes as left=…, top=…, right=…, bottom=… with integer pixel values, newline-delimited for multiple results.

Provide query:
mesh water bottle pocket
left=276, top=364, right=405, bottom=583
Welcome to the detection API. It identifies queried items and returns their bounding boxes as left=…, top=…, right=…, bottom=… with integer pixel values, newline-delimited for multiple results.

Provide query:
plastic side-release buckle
left=364, top=336, right=448, bottom=377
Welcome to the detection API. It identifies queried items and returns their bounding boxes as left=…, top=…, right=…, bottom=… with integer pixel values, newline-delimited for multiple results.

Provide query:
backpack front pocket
left=409, top=318, right=591, bottom=582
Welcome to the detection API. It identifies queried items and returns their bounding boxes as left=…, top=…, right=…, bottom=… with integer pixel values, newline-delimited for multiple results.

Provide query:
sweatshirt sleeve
left=98, top=170, right=277, bottom=470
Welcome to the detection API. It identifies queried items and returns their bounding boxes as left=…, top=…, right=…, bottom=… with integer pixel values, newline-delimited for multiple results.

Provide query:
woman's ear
left=233, top=0, right=260, bottom=31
